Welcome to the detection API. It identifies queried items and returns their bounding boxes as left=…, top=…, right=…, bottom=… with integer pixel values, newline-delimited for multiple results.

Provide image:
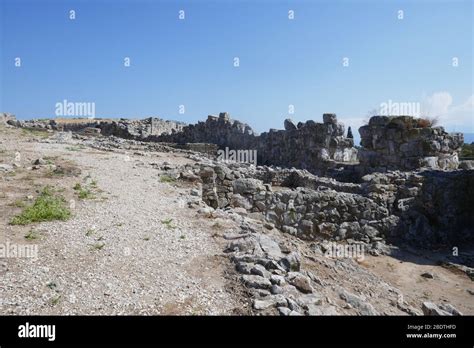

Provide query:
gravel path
left=0, top=136, right=243, bottom=315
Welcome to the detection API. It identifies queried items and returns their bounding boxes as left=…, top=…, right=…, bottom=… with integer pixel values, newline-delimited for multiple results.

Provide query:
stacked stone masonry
left=193, top=163, right=473, bottom=248
left=358, top=116, right=463, bottom=171
left=6, top=113, right=465, bottom=173
left=158, top=112, right=358, bottom=174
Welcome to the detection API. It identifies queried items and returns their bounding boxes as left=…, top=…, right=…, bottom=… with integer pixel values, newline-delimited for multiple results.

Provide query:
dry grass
left=416, top=116, right=439, bottom=128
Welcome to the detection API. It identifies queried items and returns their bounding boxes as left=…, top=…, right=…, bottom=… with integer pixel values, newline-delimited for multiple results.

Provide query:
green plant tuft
left=10, top=187, right=71, bottom=225
left=160, top=175, right=176, bottom=183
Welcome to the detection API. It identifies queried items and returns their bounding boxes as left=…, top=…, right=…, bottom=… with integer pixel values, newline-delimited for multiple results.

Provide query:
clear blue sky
left=1, top=0, right=473, bottom=140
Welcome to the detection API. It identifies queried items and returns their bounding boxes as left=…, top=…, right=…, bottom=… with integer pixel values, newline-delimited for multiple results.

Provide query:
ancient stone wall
left=6, top=113, right=465, bottom=174
left=155, top=112, right=256, bottom=148
left=193, top=162, right=474, bottom=248
left=158, top=112, right=357, bottom=174
left=198, top=163, right=397, bottom=244
left=358, top=116, right=463, bottom=171
left=395, top=170, right=474, bottom=246
left=6, top=117, right=186, bottom=139
left=98, top=117, right=186, bottom=139
left=257, top=113, right=357, bottom=170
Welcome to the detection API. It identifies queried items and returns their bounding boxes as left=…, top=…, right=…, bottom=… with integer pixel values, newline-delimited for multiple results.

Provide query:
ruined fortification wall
left=154, top=112, right=256, bottom=148
left=194, top=162, right=474, bottom=248
left=6, top=117, right=186, bottom=139
left=395, top=170, right=474, bottom=246
left=98, top=117, right=186, bottom=139
left=198, top=163, right=396, bottom=244
left=257, top=113, right=357, bottom=169
left=6, top=113, right=464, bottom=174
left=358, top=116, right=463, bottom=171
left=157, top=112, right=358, bottom=174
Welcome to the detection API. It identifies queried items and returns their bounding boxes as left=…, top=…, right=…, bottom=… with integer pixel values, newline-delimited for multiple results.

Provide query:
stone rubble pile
left=225, top=230, right=339, bottom=315
left=195, top=203, right=427, bottom=316
left=421, top=302, right=463, bottom=316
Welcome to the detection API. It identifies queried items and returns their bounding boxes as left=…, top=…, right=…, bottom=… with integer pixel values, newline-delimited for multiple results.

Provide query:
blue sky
left=1, top=0, right=473, bottom=142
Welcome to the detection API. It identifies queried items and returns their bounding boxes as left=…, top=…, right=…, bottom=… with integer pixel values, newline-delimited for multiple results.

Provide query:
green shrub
left=160, top=175, right=176, bottom=183
left=10, top=187, right=71, bottom=225
left=161, top=218, right=176, bottom=229
left=460, top=143, right=474, bottom=159
left=73, top=183, right=94, bottom=199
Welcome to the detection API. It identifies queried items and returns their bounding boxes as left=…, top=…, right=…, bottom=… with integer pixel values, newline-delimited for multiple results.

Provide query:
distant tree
left=460, top=143, right=474, bottom=159
left=347, top=126, right=354, bottom=139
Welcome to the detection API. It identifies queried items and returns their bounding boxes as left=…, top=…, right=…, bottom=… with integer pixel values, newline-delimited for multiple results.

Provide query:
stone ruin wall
left=99, top=117, right=186, bottom=139
left=358, top=116, right=463, bottom=171
left=199, top=163, right=396, bottom=245
left=257, top=113, right=357, bottom=169
left=5, top=116, right=186, bottom=139
left=193, top=162, right=474, bottom=248
left=152, top=112, right=257, bottom=148
left=157, top=113, right=464, bottom=175
left=4, top=112, right=465, bottom=174
left=157, top=112, right=358, bottom=174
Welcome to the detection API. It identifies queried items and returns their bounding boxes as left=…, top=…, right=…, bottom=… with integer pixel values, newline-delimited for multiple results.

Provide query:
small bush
left=73, top=183, right=94, bottom=199
left=160, top=175, right=176, bottom=183
left=51, top=295, right=61, bottom=305
left=416, top=118, right=431, bottom=128
left=10, top=187, right=71, bottom=225
left=416, top=116, right=439, bottom=128
left=460, top=143, right=474, bottom=159
left=78, top=188, right=93, bottom=199
left=161, top=218, right=176, bottom=229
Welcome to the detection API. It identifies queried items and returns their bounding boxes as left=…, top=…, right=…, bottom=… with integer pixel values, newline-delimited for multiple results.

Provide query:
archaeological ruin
left=2, top=110, right=473, bottom=318
left=7, top=111, right=464, bottom=175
